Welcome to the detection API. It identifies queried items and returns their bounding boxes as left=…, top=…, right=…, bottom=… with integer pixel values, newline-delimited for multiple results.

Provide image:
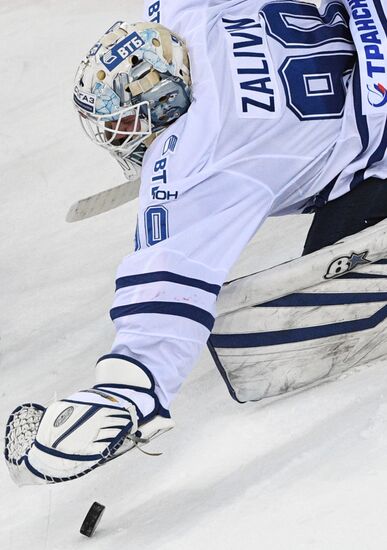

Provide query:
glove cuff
left=95, top=354, right=155, bottom=390
left=95, top=354, right=171, bottom=420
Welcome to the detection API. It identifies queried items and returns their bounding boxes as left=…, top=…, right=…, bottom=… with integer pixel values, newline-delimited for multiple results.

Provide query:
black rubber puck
left=80, top=502, right=105, bottom=537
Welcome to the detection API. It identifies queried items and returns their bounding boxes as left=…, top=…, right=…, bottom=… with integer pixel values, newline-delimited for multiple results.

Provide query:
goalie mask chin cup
left=73, top=21, right=192, bottom=172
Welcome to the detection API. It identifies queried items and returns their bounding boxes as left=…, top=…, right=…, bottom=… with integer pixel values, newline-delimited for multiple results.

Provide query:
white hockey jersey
left=141, top=0, right=386, bottom=211
left=108, top=0, right=387, bottom=409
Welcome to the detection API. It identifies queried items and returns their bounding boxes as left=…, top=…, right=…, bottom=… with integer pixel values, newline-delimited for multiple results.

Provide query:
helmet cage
left=77, top=100, right=152, bottom=158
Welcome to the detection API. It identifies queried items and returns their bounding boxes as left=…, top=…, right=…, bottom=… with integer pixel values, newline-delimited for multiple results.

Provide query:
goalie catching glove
left=5, top=355, right=174, bottom=485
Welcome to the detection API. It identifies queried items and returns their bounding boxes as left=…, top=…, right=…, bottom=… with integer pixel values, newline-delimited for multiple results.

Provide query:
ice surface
left=2, top=2, right=387, bottom=549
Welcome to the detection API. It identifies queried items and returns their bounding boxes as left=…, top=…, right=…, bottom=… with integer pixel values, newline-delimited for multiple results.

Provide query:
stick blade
left=66, top=179, right=140, bottom=222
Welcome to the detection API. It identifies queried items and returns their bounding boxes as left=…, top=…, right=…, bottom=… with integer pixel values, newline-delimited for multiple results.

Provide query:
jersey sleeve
left=143, top=0, right=246, bottom=25
left=343, top=0, right=387, bottom=115
left=143, top=0, right=202, bottom=25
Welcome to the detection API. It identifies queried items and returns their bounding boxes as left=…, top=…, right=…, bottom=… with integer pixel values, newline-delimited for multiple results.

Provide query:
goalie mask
left=73, top=21, right=192, bottom=177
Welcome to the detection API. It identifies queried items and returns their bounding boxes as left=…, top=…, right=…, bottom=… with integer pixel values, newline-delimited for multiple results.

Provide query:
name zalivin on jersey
left=223, top=15, right=281, bottom=119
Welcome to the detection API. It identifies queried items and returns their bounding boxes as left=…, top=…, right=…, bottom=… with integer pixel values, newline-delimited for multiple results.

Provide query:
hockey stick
left=66, top=178, right=140, bottom=222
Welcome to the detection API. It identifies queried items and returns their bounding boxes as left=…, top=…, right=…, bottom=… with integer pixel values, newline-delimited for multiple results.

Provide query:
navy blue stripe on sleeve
left=115, top=271, right=221, bottom=295
left=110, top=301, right=215, bottom=331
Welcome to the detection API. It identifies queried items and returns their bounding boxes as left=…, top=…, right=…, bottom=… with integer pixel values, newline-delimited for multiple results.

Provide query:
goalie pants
left=303, top=177, right=387, bottom=255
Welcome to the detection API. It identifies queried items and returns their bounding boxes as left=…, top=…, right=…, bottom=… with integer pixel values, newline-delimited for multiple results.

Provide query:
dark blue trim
left=211, top=303, right=387, bottom=348
left=106, top=412, right=132, bottom=419
left=23, top=416, right=136, bottom=483
left=144, top=205, right=169, bottom=246
left=96, top=383, right=148, bottom=390
left=279, top=51, right=355, bottom=122
left=24, top=454, right=108, bottom=484
left=376, top=260, right=387, bottom=264
left=92, top=385, right=161, bottom=421
left=350, top=66, right=387, bottom=189
left=339, top=272, right=387, bottom=279
left=350, top=64, right=370, bottom=189
left=35, top=418, right=133, bottom=462
left=20, top=404, right=171, bottom=483
left=52, top=405, right=100, bottom=449
left=91, top=386, right=143, bottom=420
left=256, top=292, right=387, bottom=307
left=261, top=1, right=352, bottom=48
left=97, top=353, right=156, bottom=391
left=373, top=0, right=387, bottom=34
left=151, top=405, right=171, bottom=419
left=61, top=398, right=126, bottom=412
left=101, top=424, right=128, bottom=430
left=24, top=457, right=67, bottom=483
left=365, top=120, right=387, bottom=170
left=23, top=457, right=58, bottom=482
left=115, top=271, right=221, bottom=295
left=207, top=341, right=244, bottom=403
left=95, top=356, right=171, bottom=419
left=303, top=175, right=338, bottom=211
left=95, top=382, right=156, bottom=399
left=110, top=302, right=215, bottom=331
left=34, top=439, right=103, bottom=462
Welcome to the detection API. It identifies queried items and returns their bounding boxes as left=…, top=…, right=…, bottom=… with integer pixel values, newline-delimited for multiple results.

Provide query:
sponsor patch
left=73, top=86, right=96, bottom=113
left=148, top=1, right=161, bottom=24
left=162, top=135, right=178, bottom=155
left=367, top=82, right=387, bottom=108
left=101, top=32, right=145, bottom=72
left=345, top=0, right=387, bottom=114
left=54, top=406, right=74, bottom=428
left=151, top=186, right=178, bottom=201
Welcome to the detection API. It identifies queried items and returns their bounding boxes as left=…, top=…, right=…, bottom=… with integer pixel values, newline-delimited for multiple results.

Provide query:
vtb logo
left=367, top=82, right=387, bottom=108
left=101, top=32, right=145, bottom=72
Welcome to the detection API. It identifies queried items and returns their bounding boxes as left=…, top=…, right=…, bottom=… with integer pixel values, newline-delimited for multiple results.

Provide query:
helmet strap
left=128, top=70, right=161, bottom=97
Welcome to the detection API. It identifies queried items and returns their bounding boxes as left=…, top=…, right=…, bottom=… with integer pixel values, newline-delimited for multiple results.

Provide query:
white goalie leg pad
left=217, top=218, right=387, bottom=316
left=210, top=220, right=387, bottom=402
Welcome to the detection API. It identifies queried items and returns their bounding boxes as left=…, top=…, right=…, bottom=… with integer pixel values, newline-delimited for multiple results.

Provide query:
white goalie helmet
left=73, top=21, right=192, bottom=178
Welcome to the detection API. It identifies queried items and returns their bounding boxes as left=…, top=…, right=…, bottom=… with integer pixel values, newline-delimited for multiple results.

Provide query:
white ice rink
left=2, top=1, right=387, bottom=549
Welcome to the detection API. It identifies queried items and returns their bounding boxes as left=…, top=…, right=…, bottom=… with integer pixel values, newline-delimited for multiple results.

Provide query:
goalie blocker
left=209, top=217, right=387, bottom=403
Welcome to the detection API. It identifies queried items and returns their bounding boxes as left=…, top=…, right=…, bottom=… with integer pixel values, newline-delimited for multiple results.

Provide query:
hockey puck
left=80, top=502, right=105, bottom=537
